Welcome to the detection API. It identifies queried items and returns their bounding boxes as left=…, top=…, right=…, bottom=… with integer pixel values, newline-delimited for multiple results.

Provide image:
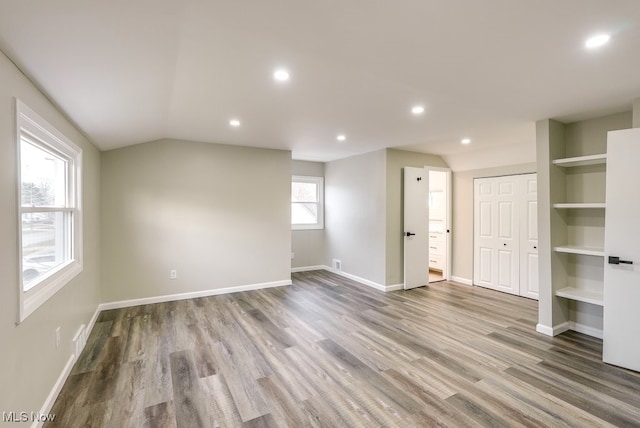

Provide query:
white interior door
left=473, top=176, right=519, bottom=294
left=520, top=174, right=539, bottom=299
left=603, top=128, right=640, bottom=372
left=404, top=167, right=429, bottom=290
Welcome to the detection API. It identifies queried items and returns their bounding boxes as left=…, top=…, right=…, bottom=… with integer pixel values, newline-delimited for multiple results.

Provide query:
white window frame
left=292, top=175, right=324, bottom=230
left=16, top=99, right=83, bottom=323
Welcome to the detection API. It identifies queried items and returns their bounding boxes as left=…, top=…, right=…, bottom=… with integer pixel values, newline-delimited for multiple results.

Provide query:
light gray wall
left=452, top=162, right=537, bottom=282
left=385, top=149, right=448, bottom=285
left=324, top=149, right=387, bottom=285
left=0, top=51, right=101, bottom=414
left=564, top=111, right=632, bottom=157
left=291, top=160, right=325, bottom=269
left=101, top=139, right=291, bottom=302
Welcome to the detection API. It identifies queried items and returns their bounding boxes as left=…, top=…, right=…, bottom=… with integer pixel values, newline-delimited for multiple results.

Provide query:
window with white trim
left=17, top=100, right=82, bottom=322
left=292, top=175, right=324, bottom=230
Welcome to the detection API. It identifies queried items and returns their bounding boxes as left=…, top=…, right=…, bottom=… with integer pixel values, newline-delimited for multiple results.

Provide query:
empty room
left=2, top=1, right=640, bottom=427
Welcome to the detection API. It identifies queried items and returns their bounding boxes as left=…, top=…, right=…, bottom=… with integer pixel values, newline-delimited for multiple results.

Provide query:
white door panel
left=474, top=173, right=538, bottom=299
left=603, top=128, right=640, bottom=372
left=404, top=167, right=429, bottom=290
left=478, top=247, right=493, bottom=286
left=520, top=175, right=539, bottom=300
left=479, top=202, right=492, bottom=237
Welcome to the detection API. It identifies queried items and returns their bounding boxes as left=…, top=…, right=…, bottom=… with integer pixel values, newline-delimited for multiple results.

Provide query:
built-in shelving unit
left=552, top=203, right=605, bottom=209
left=538, top=114, right=632, bottom=339
left=551, top=153, right=607, bottom=309
left=555, top=287, right=604, bottom=306
left=552, top=154, right=607, bottom=167
left=553, top=245, right=604, bottom=257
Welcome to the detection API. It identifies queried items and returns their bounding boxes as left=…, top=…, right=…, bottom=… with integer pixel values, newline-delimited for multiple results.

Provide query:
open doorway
left=428, top=168, right=451, bottom=283
left=403, top=166, right=452, bottom=289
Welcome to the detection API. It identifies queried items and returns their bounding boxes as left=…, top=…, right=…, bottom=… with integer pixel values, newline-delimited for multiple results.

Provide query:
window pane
left=292, top=203, right=318, bottom=224
left=22, top=211, right=69, bottom=290
left=292, top=182, right=317, bottom=203
left=21, top=138, right=68, bottom=207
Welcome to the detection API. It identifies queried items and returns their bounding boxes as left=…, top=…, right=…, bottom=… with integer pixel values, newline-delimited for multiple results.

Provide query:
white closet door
left=474, top=173, right=538, bottom=299
left=520, top=174, right=539, bottom=300
left=473, top=176, right=519, bottom=295
left=603, top=128, right=640, bottom=372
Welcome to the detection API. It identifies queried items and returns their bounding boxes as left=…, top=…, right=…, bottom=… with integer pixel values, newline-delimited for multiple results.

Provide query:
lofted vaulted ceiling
left=1, top=1, right=639, bottom=166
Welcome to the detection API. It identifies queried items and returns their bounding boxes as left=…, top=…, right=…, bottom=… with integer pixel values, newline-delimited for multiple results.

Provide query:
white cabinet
left=473, top=173, right=538, bottom=299
left=428, top=232, right=444, bottom=271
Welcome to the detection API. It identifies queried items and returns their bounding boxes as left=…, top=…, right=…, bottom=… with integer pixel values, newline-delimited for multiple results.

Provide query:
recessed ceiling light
left=229, top=119, right=241, bottom=127
left=461, top=138, right=471, bottom=145
left=585, top=34, right=610, bottom=49
left=274, top=69, right=290, bottom=82
left=337, top=134, right=346, bottom=142
left=411, top=105, right=425, bottom=115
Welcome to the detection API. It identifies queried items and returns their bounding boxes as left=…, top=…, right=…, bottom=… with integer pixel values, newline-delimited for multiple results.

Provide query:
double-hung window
left=17, top=100, right=82, bottom=322
left=291, top=175, right=324, bottom=230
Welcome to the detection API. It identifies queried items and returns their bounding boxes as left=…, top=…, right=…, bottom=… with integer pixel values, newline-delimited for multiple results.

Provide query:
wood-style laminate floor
left=46, top=271, right=640, bottom=427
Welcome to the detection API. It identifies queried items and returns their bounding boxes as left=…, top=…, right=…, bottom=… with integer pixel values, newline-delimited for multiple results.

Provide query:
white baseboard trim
left=323, top=266, right=393, bottom=292
left=293, top=266, right=403, bottom=292
left=33, top=354, right=75, bottom=428
left=386, top=284, right=404, bottom=292
left=536, top=322, right=570, bottom=337
left=99, top=280, right=292, bottom=311
left=569, top=321, right=603, bottom=339
left=291, top=265, right=325, bottom=273
left=451, top=276, right=473, bottom=286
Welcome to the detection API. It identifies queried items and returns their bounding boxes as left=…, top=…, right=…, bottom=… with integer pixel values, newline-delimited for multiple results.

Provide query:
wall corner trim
left=536, top=322, right=570, bottom=337
left=451, top=276, right=473, bottom=286
left=99, top=280, right=292, bottom=311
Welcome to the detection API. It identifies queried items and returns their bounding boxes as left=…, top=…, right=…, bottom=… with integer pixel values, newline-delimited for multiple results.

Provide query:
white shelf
left=554, top=245, right=605, bottom=257
left=553, top=203, right=605, bottom=209
left=555, top=287, right=604, bottom=306
left=552, top=154, right=607, bottom=167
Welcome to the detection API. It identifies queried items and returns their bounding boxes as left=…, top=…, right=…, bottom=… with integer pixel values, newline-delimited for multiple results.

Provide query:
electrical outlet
left=332, top=259, right=342, bottom=271
left=55, top=327, right=61, bottom=350
left=170, top=269, right=177, bottom=280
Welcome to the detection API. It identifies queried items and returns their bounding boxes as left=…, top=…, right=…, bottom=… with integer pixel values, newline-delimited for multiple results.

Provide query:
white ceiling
left=1, top=0, right=639, bottom=166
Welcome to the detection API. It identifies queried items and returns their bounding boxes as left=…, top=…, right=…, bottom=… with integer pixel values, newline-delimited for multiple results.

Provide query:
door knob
left=405, top=232, right=416, bottom=237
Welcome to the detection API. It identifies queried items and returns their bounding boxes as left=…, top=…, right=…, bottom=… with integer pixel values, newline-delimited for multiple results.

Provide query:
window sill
left=292, top=224, right=324, bottom=231
left=19, top=261, right=82, bottom=323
